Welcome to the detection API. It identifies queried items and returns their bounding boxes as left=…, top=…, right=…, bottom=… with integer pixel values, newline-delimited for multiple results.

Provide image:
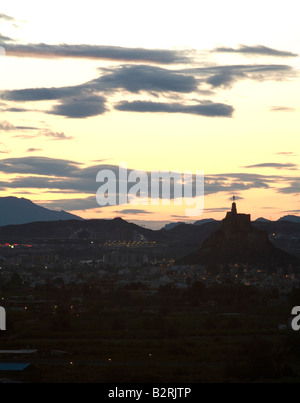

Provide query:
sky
left=0, top=0, right=300, bottom=229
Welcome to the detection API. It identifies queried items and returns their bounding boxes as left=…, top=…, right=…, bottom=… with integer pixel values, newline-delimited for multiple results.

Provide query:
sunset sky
left=0, top=0, right=299, bottom=229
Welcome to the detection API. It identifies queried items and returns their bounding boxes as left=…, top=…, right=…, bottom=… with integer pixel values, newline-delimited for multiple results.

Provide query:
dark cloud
left=0, top=65, right=200, bottom=119
left=277, top=180, right=300, bottom=194
left=48, top=95, right=107, bottom=118
left=0, top=86, right=81, bottom=102
left=1, top=61, right=295, bottom=119
left=4, top=107, right=33, bottom=112
left=0, top=176, right=94, bottom=192
left=0, top=102, right=33, bottom=113
left=277, top=178, right=300, bottom=195
left=1, top=65, right=198, bottom=102
left=206, top=72, right=245, bottom=87
left=214, top=45, right=298, bottom=57
left=16, top=125, right=39, bottom=130
left=203, top=172, right=279, bottom=195
left=0, top=156, right=299, bottom=204
left=5, top=43, right=190, bottom=64
left=97, top=64, right=198, bottom=94
left=243, top=162, right=298, bottom=170
left=0, top=157, right=285, bottom=194
left=0, top=156, right=82, bottom=177
left=115, top=100, right=234, bottom=117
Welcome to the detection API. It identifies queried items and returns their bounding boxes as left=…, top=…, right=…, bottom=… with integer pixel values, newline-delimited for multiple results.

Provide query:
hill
left=179, top=200, right=299, bottom=267
left=0, top=216, right=164, bottom=243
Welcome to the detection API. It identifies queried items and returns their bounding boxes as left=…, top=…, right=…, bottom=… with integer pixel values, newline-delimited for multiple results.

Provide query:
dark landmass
left=0, top=197, right=83, bottom=227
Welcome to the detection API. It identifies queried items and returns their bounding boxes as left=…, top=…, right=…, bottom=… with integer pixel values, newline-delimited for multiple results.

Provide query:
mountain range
left=0, top=197, right=299, bottom=263
left=0, top=196, right=299, bottom=229
left=162, top=215, right=300, bottom=230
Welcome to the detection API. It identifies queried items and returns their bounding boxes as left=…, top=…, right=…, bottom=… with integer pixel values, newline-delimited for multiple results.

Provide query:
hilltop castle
left=181, top=197, right=298, bottom=267
left=222, top=196, right=251, bottom=239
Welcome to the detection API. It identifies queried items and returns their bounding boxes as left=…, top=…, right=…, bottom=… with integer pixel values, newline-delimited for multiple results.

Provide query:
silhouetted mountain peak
left=0, top=196, right=83, bottom=227
left=278, top=215, right=300, bottom=223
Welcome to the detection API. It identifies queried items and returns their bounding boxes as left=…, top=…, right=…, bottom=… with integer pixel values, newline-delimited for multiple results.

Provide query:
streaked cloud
left=277, top=181, right=300, bottom=194
left=0, top=156, right=82, bottom=176
left=276, top=151, right=297, bottom=156
left=38, top=129, right=73, bottom=140
left=243, top=162, right=298, bottom=170
left=183, top=64, right=294, bottom=88
left=1, top=86, right=81, bottom=102
left=40, top=196, right=97, bottom=212
left=282, top=209, right=300, bottom=214
left=0, top=120, right=38, bottom=131
left=118, top=209, right=154, bottom=215
left=0, top=157, right=299, bottom=209
left=0, top=33, right=13, bottom=43
left=26, top=148, right=43, bottom=153
left=4, top=42, right=191, bottom=64
left=0, top=119, right=72, bottom=140
left=213, top=44, right=298, bottom=57
left=0, top=57, right=295, bottom=119
left=270, top=106, right=296, bottom=112
left=115, top=100, right=234, bottom=117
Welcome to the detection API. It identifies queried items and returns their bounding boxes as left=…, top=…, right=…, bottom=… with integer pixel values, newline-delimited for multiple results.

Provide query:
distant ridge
left=193, top=218, right=216, bottom=226
left=0, top=216, right=161, bottom=243
left=0, top=196, right=83, bottom=227
left=162, top=222, right=185, bottom=231
left=162, top=218, right=216, bottom=230
left=255, top=217, right=271, bottom=223
left=278, top=215, right=300, bottom=223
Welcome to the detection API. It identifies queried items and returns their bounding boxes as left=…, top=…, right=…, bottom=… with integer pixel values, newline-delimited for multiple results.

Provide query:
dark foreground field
left=1, top=283, right=300, bottom=383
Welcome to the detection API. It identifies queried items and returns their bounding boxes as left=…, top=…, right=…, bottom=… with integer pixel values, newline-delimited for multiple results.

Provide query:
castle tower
left=231, top=195, right=237, bottom=215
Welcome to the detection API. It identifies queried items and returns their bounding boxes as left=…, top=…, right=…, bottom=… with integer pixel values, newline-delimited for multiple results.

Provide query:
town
left=1, top=200, right=300, bottom=383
